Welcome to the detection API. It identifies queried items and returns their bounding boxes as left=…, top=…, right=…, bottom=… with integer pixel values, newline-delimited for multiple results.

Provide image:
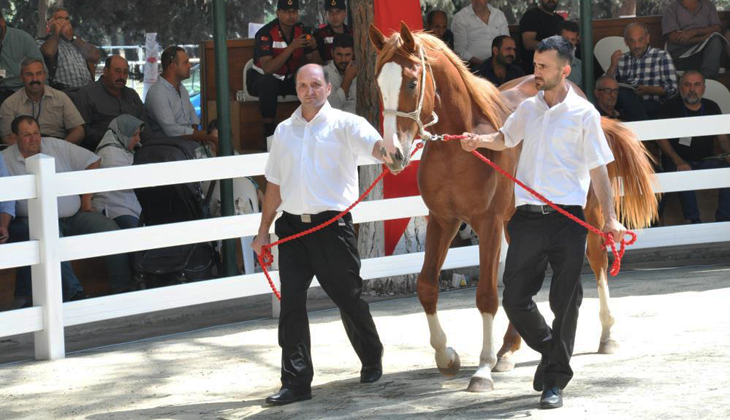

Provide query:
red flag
left=373, top=0, right=423, bottom=256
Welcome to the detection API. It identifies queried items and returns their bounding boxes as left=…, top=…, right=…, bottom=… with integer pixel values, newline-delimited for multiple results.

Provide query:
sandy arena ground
left=1, top=263, right=729, bottom=419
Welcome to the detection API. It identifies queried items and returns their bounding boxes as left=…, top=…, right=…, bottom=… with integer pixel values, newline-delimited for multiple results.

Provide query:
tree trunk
left=37, top=0, right=51, bottom=38
left=618, top=0, right=637, bottom=17
left=352, top=0, right=384, bottom=262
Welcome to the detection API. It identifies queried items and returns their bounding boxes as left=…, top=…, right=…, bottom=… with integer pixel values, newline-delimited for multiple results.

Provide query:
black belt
left=282, top=211, right=350, bottom=224
left=516, top=204, right=581, bottom=214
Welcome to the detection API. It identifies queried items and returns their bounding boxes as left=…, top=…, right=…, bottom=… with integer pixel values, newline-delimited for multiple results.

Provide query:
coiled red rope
left=258, top=135, right=635, bottom=300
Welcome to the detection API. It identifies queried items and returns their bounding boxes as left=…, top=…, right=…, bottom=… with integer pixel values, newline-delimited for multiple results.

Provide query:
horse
left=369, top=23, right=658, bottom=392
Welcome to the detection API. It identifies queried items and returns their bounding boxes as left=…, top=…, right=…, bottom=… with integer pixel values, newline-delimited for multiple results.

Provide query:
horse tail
left=600, top=117, right=660, bottom=229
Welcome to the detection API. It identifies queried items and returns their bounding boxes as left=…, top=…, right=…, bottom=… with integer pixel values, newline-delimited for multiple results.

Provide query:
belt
left=282, top=211, right=350, bottom=224
left=516, top=204, right=580, bottom=214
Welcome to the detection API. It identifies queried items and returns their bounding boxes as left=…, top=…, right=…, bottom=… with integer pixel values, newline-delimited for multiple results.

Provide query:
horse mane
left=375, top=31, right=510, bottom=130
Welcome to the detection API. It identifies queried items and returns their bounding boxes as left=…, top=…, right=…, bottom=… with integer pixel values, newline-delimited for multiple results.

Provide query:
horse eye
left=408, top=80, right=418, bottom=90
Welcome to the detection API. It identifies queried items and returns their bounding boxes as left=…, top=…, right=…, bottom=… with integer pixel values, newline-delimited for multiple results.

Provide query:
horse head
left=370, top=22, right=439, bottom=174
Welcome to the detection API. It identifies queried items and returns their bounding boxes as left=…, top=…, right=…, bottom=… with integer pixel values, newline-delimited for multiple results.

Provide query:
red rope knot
left=257, top=245, right=281, bottom=300
left=603, top=231, right=637, bottom=277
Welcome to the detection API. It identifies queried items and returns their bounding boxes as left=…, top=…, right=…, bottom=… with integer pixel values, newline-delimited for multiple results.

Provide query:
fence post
left=26, top=155, right=65, bottom=360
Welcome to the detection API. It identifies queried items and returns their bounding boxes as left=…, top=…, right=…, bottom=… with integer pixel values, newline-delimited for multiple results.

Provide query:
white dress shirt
left=265, top=102, right=381, bottom=215
left=325, top=61, right=357, bottom=114
left=452, top=4, right=510, bottom=62
left=500, top=85, right=615, bottom=208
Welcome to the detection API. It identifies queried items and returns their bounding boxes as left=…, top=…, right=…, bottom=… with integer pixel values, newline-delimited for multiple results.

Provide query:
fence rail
left=0, top=115, right=729, bottom=360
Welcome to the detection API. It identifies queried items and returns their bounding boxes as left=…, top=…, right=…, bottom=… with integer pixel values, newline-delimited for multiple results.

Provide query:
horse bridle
left=381, top=45, right=442, bottom=142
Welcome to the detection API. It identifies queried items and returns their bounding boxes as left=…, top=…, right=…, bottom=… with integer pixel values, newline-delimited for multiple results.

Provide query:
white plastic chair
left=703, top=79, right=730, bottom=114
left=239, top=59, right=299, bottom=103
left=594, top=36, right=628, bottom=73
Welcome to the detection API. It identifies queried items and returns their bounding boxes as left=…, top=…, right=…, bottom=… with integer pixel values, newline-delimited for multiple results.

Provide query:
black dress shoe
left=360, top=364, right=383, bottom=383
left=265, top=387, right=312, bottom=406
left=539, top=386, right=563, bottom=409
left=533, top=355, right=548, bottom=392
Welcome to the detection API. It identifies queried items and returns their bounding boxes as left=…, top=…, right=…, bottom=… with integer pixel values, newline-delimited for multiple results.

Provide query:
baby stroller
left=132, top=137, right=219, bottom=288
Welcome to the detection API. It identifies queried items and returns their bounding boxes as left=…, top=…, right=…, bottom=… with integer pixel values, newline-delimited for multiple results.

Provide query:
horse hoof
left=437, top=350, right=461, bottom=378
left=598, top=339, right=620, bottom=354
left=467, top=376, right=495, bottom=392
left=492, top=356, right=515, bottom=372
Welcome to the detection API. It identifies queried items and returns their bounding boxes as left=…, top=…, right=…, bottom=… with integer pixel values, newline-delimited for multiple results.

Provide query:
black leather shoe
left=539, top=386, right=563, bottom=409
left=533, top=355, right=548, bottom=392
left=360, top=364, right=383, bottom=383
left=265, top=387, right=312, bottom=406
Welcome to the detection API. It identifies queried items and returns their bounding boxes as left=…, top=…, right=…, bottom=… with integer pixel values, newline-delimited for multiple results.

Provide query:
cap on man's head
left=277, top=0, right=299, bottom=10
left=325, top=0, right=346, bottom=11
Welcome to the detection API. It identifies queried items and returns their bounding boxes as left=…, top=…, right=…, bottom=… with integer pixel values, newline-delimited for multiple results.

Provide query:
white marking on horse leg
left=468, top=312, right=496, bottom=392
left=426, top=313, right=459, bottom=376
left=597, top=272, right=619, bottom=353
left=377, top=62, right=404, bottom=158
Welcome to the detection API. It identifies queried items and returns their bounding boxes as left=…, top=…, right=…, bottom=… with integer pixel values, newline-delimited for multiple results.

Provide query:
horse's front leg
left=467, top=216, right=503, bottom=392
left=418, top=214, right=462, bottom=377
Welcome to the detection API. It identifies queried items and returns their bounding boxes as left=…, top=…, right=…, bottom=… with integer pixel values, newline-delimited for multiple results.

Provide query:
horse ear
left=400, top=21, right=416, bottom=53
left=369, top=24, right=386, bottom=52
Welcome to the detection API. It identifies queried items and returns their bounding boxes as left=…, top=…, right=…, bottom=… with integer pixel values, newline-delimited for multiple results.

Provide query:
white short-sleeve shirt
left=2, top=137, right=100, bottom=218
left=500, top=85, right=614, bottom=208
left=265, top=101, right=381, bottom=215
left=451, top=4, right=510, bottom=62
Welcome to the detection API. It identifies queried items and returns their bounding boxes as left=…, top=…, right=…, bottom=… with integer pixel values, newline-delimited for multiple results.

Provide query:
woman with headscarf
left=92, top=114, right=145, bottom=229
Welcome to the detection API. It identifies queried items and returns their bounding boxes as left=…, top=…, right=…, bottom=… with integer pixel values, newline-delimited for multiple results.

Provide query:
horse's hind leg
left=418, top=214, right=462, bottom=377
left=585, top=203, right=620, bottom=354
left=467, top=216, right=503, bottom=392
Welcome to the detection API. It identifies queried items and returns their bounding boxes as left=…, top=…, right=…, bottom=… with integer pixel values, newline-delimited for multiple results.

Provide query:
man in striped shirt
left=605, top=22, right=678, bottom=119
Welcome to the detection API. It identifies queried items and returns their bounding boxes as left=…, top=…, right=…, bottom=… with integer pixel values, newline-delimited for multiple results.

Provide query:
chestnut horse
left=369, top=23, right=658, bottom=392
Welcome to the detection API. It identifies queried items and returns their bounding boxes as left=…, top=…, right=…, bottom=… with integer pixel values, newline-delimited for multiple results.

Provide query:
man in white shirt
left=324, top=34, right=356, bottom=114
left=451, top=0, right=509, bottom=70
left=252, top=63, right=388, bottom=406
left=461, top=36, right=626, bottom=409
left=2, top=115, right=134, bottom=302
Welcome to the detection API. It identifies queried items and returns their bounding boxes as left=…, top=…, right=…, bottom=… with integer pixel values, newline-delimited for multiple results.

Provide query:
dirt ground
left=1, top=263, right=729, bottom=420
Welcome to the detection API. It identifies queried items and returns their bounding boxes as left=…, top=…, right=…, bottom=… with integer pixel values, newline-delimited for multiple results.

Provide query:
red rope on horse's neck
left=258, top=135, right=635, bottom=301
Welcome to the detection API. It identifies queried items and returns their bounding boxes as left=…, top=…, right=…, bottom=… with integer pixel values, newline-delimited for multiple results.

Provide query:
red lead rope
left=258, top=136, right=636, bottom=300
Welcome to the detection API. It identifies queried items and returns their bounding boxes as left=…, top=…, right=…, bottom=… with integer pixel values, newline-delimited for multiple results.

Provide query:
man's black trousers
left=275, top=211, right=383, bottom=391
left=502, top=206, right=587, bottom=390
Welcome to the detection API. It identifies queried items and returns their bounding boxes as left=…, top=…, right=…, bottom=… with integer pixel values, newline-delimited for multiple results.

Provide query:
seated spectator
left=146, top=46, right=218, bottom=151
left=92, top=115, right=145, bottom=230
left=37, top=5, right=100, bottom=94
left=452, top=0, right=509, bottom=71
left=1, top=153, right=86, bottom=309
left=325, top=34, right=357, bottom=114
left=606, top=23, right=678, bottom=120
left=657, top=71, right=730, bottom=223
left=2, top=116, right=133, bottom=303
left=313, top=0, right=351, bottom=64
left=557, top=21, right=582, bottom=87
left=663, top=0, right=723, bottom=80
left=425, top=9, right=454, bottom=50
left=73, top=55, right=145, bottom=151
left=593, top=76, right=621, bottom=119
left=477, top=35, right=525, bottom=87
left=0, top=57, right=85, bottom=145
left=248, top=0, right=316, bottom=148
left=0, top=12, right=46, bottom=104
left=519, top=0, right=565, bottom=74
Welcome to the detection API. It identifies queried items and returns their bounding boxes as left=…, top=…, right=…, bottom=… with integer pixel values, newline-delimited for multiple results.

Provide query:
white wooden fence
left=1, top=116, right=729, bottom=361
